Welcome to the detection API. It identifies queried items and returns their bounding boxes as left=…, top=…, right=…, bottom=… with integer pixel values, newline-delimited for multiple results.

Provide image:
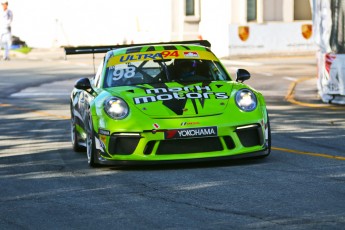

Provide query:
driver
left=174, top=59, right=197, bottom=80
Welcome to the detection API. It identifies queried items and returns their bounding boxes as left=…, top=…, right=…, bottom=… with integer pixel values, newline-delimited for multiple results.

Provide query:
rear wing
left=63, top=40, right=211, bottom=56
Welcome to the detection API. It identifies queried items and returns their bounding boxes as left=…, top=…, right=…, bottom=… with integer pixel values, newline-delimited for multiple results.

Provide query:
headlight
left=104, top=97, right=129, bottom=119
left=235, top=89, right=257, bottom=112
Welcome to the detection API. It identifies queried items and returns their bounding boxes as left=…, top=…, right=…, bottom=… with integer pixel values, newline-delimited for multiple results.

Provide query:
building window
left=185, top=0, right=200, bottom=22
left=263, top=0, right=283, bottom=21
left=247, top=0, right=257, bottom=21
left=186, top=0, right=195, bottom=16
left=294, top=0, right=312, bottom=20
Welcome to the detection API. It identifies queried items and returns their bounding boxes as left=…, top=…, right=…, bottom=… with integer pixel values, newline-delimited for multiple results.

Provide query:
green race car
left=66, top=40, right=271, bottom=167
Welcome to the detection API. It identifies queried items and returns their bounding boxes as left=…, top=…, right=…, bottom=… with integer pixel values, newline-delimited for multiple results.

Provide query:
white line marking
left=260, top=72, right=273, bottom=77
left=10, top=92, right=69, bottom=97
left=0, top=82, right=11, bottom=86
left=221, top=59, right=262, bottom=67
left=76, top=63, right=88, bottom=67
left=284, top=77, right=297, bottom=81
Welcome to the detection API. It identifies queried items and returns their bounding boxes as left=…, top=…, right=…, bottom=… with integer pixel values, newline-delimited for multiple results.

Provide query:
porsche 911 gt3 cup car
left=65, top=40, right=271, bottom=167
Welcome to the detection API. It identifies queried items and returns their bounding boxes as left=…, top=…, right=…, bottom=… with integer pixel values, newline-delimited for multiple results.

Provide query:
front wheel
left=265, top=117, right=271, bottom=156
left=256, top=113, right=271, bottom=159
left=86, top=112, right=98, bottom=167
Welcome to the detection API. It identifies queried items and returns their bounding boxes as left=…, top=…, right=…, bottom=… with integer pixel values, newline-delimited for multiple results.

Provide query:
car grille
left=235, top=124, right=263, bottom=147
left=108, top=135, right=141, bottom=155
left=107, top=125, right=262, bottom=156
left=144, top=136, right=235, bottom=155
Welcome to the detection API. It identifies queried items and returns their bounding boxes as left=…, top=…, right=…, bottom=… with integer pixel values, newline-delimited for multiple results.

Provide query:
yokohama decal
left=165, top=126, right=218, bottom=139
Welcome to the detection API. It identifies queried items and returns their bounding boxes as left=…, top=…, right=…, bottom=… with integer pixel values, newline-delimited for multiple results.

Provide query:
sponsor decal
left=184, top=51, right=199, bottom=58
left=95, top=136, right=106, bottom=152
left=118, top=50, right=180, bottom=63
left=99, top=135, right=107, bottom=148
left=133, top=85, right=229, bottom=104
left=100, top=135, right=107, bottom=142
left=161, top=50, right=179, bottom=58
left=108, top=50, right=219, bottom=67
left=99, top=128, right=110, bottom=136
left=165, top=126, right=218, bottom=139
left=181, top=121, right=200, bottom=126
left=119, top=53, right=163, bottom=62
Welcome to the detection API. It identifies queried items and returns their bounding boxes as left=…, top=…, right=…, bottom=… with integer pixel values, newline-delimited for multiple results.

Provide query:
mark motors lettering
left=133, top=86, right=229, bottom=104
left=134, top=92, right=228, bottom=104
left=145, top=85, right=211, bottom=94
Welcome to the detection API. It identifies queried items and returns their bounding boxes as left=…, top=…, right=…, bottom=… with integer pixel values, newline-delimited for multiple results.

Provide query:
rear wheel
left=71, top=105, right=85, bottom=152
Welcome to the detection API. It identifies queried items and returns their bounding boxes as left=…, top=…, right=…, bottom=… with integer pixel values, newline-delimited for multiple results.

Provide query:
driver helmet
left=175, top=59, right=197, bottom=79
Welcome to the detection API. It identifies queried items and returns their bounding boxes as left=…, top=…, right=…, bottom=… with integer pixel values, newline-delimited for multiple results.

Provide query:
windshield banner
left=106, top=50, right=218, bottom=67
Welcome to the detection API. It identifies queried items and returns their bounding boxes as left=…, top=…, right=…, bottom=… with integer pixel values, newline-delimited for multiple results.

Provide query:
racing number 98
left=113, top=67, right=136, bottom=80
left=112, top=51, right=178, bottom=81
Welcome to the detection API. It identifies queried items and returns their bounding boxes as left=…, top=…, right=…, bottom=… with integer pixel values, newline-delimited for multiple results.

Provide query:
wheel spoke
left=86, top=114, right=93, bottom=164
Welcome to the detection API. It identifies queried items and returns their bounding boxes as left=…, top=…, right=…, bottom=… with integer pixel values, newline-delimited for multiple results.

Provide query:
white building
left=9, top=0, right=315, bottom=57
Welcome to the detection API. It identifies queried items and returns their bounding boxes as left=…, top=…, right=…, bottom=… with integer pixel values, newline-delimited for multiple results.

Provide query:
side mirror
left=74, top=78, right=92, bottom=91
left=236, top=69, right=251, bottom=82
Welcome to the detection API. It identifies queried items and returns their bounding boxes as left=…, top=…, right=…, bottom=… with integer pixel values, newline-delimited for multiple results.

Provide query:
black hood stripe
left=146, top=46, right=156, bottom=51
left=163, top=45, right=178, bottom=50
left=181, top=45, right=191, bottom=50
left=126, top=47, right=142, bottom=54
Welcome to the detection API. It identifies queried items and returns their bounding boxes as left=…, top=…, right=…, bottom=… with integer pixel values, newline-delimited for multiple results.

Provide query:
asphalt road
left=1, top=49, right=345, bottom=229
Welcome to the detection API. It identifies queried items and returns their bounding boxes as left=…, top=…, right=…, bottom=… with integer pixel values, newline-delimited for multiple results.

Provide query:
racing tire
left=86, top=111, right=99, bottom=167
left=71, top=105, right=85, bottom=152
left=265, top=117, right=272, bottom=156
left=257, top=114, right=271, bottom=159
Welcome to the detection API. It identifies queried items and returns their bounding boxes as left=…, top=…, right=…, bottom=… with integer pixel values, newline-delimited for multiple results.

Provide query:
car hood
left=106, top=82, right=233, bottom=118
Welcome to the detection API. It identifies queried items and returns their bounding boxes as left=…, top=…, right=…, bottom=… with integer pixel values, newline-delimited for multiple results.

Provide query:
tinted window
left=103, top=58, right=230, bottom=88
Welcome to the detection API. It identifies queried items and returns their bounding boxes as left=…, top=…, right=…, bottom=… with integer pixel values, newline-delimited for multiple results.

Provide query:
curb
left=286, top=77, right=345, bottom=110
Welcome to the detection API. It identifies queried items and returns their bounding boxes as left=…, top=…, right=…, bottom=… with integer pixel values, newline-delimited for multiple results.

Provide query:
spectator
left=1, top=0, right=13, bottom=61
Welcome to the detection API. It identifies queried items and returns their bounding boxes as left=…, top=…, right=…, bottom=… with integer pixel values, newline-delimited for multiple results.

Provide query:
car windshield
left=103, top=58, right=230, bottom=88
